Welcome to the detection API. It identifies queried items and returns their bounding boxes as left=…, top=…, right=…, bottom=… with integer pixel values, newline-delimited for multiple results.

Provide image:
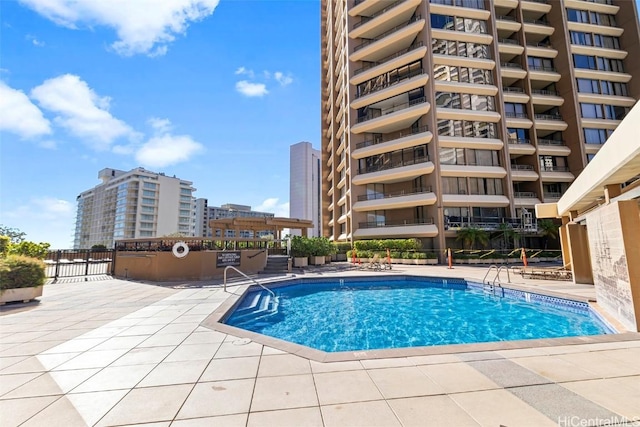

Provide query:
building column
left=564, top=223, right=593, bottom=284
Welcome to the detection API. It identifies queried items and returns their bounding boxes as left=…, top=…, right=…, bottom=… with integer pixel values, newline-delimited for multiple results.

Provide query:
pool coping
left=201, top=274, right=637, bottom=362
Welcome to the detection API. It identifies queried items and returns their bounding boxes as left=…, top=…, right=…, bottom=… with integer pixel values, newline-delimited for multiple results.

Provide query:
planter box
left=390, top=258, right=401, bottom=264
left=402, top=259, right=413, bottom=265
left=309, top=256, right=326, bottom=266
left=293, top=257, right=308, bottom=268
left=0, top=285, right=44, bottom=305
left=325, top=255, right=332, bottom=264
left=333, top=253, right=347, bottom=262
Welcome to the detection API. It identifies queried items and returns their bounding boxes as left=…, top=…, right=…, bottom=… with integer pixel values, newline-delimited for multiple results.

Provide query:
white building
left=74, top=168, right=196, bottom=249
left=289, top=141, right=322, bottom=237
left=193, top=200, right=275, bottom=238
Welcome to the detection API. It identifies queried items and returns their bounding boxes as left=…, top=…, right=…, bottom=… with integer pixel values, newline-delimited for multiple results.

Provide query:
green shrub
left=402, top=251, right=414, bottom=259
left=0, top=236, right=9, bottom=258
left=8, top=241, right=50, bottom=260
left=413, top=252, right=427, bottom=259
left=0, top=255, right=46, bottom=290
left=334, top=243, right=352, bottom=254
left=354, top=238, right=421, bottom=252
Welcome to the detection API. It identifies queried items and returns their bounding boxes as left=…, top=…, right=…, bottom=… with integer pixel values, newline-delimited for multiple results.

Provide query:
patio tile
left=200, top=356, right=260, bottom=382
left=367, top=366, right=444, bottom=399
left=118, top=324, right=166, bottom=337
left=138, top=360, right=209, bottom=387
left=556, top=351, right=640, bottom=377
left=0, top=340, right=66, bottom=357
left=41, top=338, right=107, bottom=354
left=171, top=414, right=247, bottom=427
left=158, top=323, right=199, bottom=334
left=247, top=407, right=323, bottom=427
left=164, top=343, right=222, bottom=362
left=137, top=332, right=190, bottom=348
left=251, top=374, right=318, bottom=412
left=0, top=395, right=60, bottom=427
left=418, top=363, right=499, bottom=393
left=360, top=358, right=412, bottom=369
left=92, top=335, right=150, bottom=351
left=96, top=384, right=193, bottom=426
left=321, top=400, right=402, bottom=427
left=314, top=370, right=382, bottom=405
left=72, top=364, right=156, bottom=392
left=0, top=356, right=29, bottom=371
left=181, top=331, right=227, bottom=345
left=468, top=359, right=552, bottom=388
left=406, top=354, right=461, bottom=366
left=214, top=341, right=264, bottom=358
left=561, top=378, right=640, bottom=419
left=511, top=355, right=600, bottom=382
left=21, top=389, right=128, bottom=427
left=450, top=389, right=557, bottom=427
left=53, top=348, right=129, bottom=370
left=0, top=356, right=48, bottom=374
left=262, top=346, right=287, bottom=355
left=0, top=372, right=43, bottom=397
left=4, top=369, right=98, bottom=398
left=387, top=395, right=480, bottom=427
left=310, top=360, right=363, bottom=373
left=258, top=354, right=312, bottom=377
left=176, top=379, right=254, bottom=418
left=110, top=346, right=175, bottom=366
left=496, top=347, right=550, bottom=358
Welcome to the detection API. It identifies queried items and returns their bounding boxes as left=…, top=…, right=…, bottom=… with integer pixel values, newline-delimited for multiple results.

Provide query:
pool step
left=232, top=292, right=280, bottom=325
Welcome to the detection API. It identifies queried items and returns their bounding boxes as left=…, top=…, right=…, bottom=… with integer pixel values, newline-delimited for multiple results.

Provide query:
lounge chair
left=366, top=254, right=382, bottom=271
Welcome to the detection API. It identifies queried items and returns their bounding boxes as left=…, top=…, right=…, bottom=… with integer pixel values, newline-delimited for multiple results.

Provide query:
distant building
left=74, top=167, right=196, bottom=249
left=194, top=199, right=275, bottom=238
left=290, top=141, right=322, bottom=237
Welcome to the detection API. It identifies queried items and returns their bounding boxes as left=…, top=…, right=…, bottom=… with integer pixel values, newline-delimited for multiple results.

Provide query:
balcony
left=352, top=155, right=435, bottom=185
left=510, top=164, right=539, bottom=181
left=521, top=0, right=551, bottom=15
left=496, top=16, right=521, bottom=35
left=528, top=65, right=561, bottom=85
left=505, top=111, right=533, bottom=129
left=503, top=86, right=530, bottom=103
left=537, top=139, right=571, bottom=156
left=523, top=19, right=554, bottom=40
left=500, top=62, right=527, bottom=83
left=498, top=39, right=525, bottom=59
left=350, top=0, right=421, bottom=40
left=438, top=135, right=503, bottom=150
left=534, top=114, right=568, bottom=132
left=352, top=126, right=433, bottom=159
left=543, top=191, right=562, bottom=201
left=441, top=193, right=510, bottom=207
left=351, top=42, right=426, bottom=85
left=351, top=96, right=431, bottom=134
left=540, top=166, right=575, bottom=182
left=351, top=15, right=425, bottom=63
left=354, top=217, right=438, bottom=238
left=353, top=187, right=437, bottom=212
left=351, top=68, right=429, bottom=110
left=571, top=44, right=628, bottom=61
left=508, top=138, right=536, bottom=155
left=526, top=42, right=558, bottom=59
left=439, top=164, right=507, bottom=178
left=531, top=89, right=564, bottom=107
left=564, top=0, right=619, bottom=14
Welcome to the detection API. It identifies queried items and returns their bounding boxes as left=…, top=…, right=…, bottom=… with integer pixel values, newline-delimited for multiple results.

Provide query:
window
left=180, top=188, right=192, bottom=195
left=141, top=205, right=154, bottom=213
left=141, top=198, right=155, bottom=205
left=142, top=190, right=155, bottom=197
left=430, top=14, right=486, bottom=33
left=573, top=54, right=596, bottom=70
left=507, top=128, right=529, bottom=143
left=576, top=78, right=599, bottom=94
left=528, top=56, right=554, bottom=71
left=504, top=103, right=527, bottom=118
left=469, top=178, right=503, bottom=195
left=442, top=177, right=467, bottom=194
left=437, top=120, right=497, bottom=138
left=584, top=128, right=613, bottom=144
left=140, top=222, right=154, bottom=229
left=139, top=231, right=153, bottom=237
left=581, top=103, right=629, bottom=120
left=140, top=214, right=154, bottom=221
left=435, top=92, right=495, bottom=111
left=143, top=182, right=157, bottom=189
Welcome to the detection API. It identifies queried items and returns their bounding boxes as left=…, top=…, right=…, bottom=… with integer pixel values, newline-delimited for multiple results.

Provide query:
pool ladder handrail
left=223, top=265, right=276, bottom=298
left=483, top=264, right=511, bottom=289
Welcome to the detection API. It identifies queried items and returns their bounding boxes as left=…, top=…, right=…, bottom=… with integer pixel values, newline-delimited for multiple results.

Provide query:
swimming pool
left=224, top=276, right=612, bottom=353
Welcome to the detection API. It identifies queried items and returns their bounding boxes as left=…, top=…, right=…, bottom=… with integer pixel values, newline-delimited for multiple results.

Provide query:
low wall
left=114, top=250, right=267, bottom=282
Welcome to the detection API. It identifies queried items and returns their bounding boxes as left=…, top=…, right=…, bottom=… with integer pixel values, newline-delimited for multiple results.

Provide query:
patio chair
left=366, top=254, right=382, bottom=271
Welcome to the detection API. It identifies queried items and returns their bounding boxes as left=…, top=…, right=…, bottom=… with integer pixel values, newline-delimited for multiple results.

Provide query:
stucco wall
left=114, top=250, right=267, bottom=282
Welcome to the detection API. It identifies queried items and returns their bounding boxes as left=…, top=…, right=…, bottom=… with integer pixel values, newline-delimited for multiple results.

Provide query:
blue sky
left=0, top=0, right=320, bottom=248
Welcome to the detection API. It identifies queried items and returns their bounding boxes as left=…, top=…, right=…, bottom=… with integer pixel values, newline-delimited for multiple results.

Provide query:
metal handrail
left=493, top=265, right=511, bottom=285
left=223, top=265, right=275, bottom=298
left=483, top=265, right=498, bottom=284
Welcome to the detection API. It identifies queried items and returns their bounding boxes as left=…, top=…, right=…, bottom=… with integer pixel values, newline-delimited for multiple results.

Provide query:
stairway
left=230, top=291, right=280, bottom=328
left=259, top=255, right=290, bottom=275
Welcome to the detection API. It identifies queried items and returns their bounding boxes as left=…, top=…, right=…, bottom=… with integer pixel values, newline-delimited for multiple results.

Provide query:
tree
left=91, top=244, right=108, bottom=251
left=491, top=223, right=519, bottom=249
left=538, top=219, right=559, bottom=249
left=0, top=225, right=26, bottom=244
left=8, top=241, right=51, bottom=260
left=456, top=227, right=489, bottom=250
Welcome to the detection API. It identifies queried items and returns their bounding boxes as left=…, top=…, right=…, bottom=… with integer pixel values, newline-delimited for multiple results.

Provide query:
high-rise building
left=74, top=168, right=196, bottom=249
left=321, top=0, right=639, bottom=250
left=290, top=141, right=323, bottom=237
left=194, top=200, right=275, bottom=238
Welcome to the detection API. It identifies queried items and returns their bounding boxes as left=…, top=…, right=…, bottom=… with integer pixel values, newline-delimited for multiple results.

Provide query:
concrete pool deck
left=1, top=264, right=639, bottom=426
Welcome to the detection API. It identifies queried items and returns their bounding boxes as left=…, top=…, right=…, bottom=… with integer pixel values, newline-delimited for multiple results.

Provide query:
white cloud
left=30, top=74, right=135, bottom=150
left=235, top=66, right=255, bottom=78
left=235, top=80, right=268, bottom=97
left=0, top=81, right=52, bottom=139
left=3, top=197, right=75, bottom=248
left=274, top=71, right=293, bottom=87
left=148, top=117, right=173, bottom=133
left=135, top=133, right=204, bottom=168
left=18, top=0, right=219, bottom=56
left=26, top=34, right=45, bottom=46
left=38, top=140, right=57, bottom=149
left=255, top=198, right=290, bottom=218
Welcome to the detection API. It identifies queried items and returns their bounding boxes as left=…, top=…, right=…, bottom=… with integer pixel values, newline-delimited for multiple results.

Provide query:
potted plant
left=290, top=236, right=309, bottom=267
left=413, top=252, right=429, bottom=265
left=333, top=243, right=350, bottom=262
left=401, top=252, right=414, bottom=265
left=0, top=254, right=46, bottom=304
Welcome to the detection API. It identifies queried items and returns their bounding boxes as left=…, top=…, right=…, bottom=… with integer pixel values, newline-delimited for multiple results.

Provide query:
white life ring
left=172, top=242, right=189, bottom=258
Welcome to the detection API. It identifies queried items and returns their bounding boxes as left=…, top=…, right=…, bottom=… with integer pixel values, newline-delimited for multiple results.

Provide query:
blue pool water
left=225, top=278, right=610, bottom=352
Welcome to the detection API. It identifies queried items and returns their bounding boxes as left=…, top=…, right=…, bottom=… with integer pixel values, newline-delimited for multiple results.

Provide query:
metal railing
left=540, top=166, right=570, bottom=172
left=359, top=218, right=435, bottom=228
left=529, top=65, right=557, bottom=72
left=511, top=164, right=534, bottom=170
left=359, top=155, right=430, bottom=174
left=537, top=139, right=565, bottom=145
left=514, top=191, right=537, bottom=198
left=353, top=15, right=422, bottom=52
left=353, top=0, right=406, bottom=29
left=356, top=96, right=427, bottom=123
left=508, top=138, right=530, bottom=144
left=531, top=89, right=559, bottom=96
left=544, top=192, right=562, bottom=199
left=497, top=15, right=516, bottom=21
left=499, top=38, right=520, bottom=45
left=45, top=249, right=115, bottom=280
left=501, top=62, right=523, bottom=69
left=223, top=265, right=276, bottom=298
left=357, top=186, right=433, bottom=201
left=355, top=68, right=425, bottom=99
left=527, top=42, right=553, bottom=48
left=356, top=126, right=429, bottom=149
left=535, top=113, right=563, bottom=120
left=504, top=87, right=525, bottom=93
left=505, top=112, right=528, bottom=119
left=354, top=42, right=423, bottom=75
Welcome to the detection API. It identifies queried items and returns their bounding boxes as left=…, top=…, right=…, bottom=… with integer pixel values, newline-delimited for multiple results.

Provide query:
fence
left=45, top=250, right=115, bottom=280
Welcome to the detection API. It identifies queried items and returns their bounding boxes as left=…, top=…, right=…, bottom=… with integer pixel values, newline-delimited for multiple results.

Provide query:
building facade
left=194, top=200, right=275, bottom=238
left=321, top=0, right=639, bottom=250
left=74, top=168, right=196, bottom=249
left=290, top=141, right=323, bottom=237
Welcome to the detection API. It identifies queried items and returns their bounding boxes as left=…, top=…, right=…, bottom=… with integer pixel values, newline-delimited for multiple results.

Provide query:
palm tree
left=456, top=227, right=489, bottom=250
left=491, top=223, right=519, bottom=249
left=537, top=219, right=559, bottom=249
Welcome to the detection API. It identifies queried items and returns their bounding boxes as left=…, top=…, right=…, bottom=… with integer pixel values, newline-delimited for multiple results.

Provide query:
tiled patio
left=1, top=265, right=639, bottom=426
